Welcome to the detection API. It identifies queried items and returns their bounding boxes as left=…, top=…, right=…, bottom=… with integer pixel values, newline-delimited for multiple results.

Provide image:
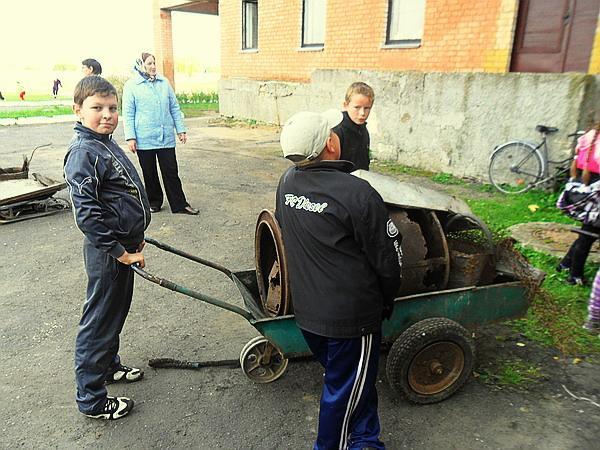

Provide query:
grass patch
left=181, top=103, right=219, bottom=117
left=177, top=92, right=218, bottom=117
left=467, top=190, right=574, bottom=236
left=371, top=159, right=600, bottom=355
left=0, top=106, right=73, bottom=119
left=477, top=359, right=544, bottom=387
left=431, top=172, right=466, bottom=185
left=208, top=116, right=274, bottom=128
left=372, top=160, right=437, bottom=178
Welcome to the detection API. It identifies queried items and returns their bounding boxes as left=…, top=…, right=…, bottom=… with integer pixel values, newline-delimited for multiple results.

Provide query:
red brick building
left=154, top=0, right=600, bottom=86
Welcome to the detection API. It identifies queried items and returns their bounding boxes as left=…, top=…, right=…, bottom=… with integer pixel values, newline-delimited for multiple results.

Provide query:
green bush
left=176, top=91, right=218, bottom=104
left=106, top=75, right=128, bottom=111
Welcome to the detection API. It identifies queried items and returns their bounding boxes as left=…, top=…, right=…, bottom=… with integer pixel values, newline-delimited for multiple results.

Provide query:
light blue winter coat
left=122, top=73, right=186, bottom=150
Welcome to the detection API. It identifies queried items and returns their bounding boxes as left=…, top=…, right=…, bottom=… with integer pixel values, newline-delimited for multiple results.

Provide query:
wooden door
left=511, top=0, right=599, bottom=73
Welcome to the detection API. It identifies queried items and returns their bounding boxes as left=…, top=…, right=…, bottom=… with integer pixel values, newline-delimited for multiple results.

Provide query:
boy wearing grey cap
left=275, top=110, right=402, bottom=450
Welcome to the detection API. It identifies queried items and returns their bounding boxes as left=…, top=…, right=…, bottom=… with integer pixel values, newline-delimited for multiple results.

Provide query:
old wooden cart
left=0, top=144, right=69, bottom=223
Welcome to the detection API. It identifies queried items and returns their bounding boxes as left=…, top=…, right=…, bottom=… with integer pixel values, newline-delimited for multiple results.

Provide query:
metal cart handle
left=131, top=238, right=253, bottom=321
left=145, top=236, right=232, bottom=279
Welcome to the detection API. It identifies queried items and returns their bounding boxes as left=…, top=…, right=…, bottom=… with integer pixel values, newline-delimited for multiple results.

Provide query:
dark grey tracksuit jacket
left=64, top=123, right=150, bottom=413
left=275, top=160, right=402, bottom=339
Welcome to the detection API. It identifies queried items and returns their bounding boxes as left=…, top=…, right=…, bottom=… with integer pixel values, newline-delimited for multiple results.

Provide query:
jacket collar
left=74, top=122, right=112, bottom=142
left=134, top=72, right=165, bottom=84
left=298, top=160, right=355, bottom=173
left=342, top=111, right=367, bottom=131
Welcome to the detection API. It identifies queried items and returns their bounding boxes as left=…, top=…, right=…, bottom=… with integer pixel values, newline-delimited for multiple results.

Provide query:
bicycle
left=488, top=125, right=585, bottom=194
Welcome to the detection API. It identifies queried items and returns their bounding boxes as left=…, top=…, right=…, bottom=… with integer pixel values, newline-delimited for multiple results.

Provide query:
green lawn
left=0, top=105, right=73, bottom=119
left=0, top=102, right=217, bottom=120
left=180, top=102, right=219, bottom=117
left=372, top=161, right=600, bottom=356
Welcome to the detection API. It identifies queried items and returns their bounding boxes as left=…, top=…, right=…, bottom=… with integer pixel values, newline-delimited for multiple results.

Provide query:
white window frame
left=302, top=0, right=326, bottom=48
left=242, top=0, right=258, bottom=50
left=386, top=0, right=426, bottom=47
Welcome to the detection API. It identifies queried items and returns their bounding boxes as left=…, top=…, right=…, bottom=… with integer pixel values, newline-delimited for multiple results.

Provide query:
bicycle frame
left=524, top=134, right=574, bottom=190
left=490, top=128, right=583, bottom=194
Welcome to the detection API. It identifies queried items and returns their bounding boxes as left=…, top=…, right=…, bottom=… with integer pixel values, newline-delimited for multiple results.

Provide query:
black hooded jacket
left=64, top=123, right=151, bottom=258
left=275, top=161, right=402, bottom=338
left=332, top=111, right=371, bottom=170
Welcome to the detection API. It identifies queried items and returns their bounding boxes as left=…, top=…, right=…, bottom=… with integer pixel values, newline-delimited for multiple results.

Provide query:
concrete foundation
left=219, top=70, right=599, bottom=181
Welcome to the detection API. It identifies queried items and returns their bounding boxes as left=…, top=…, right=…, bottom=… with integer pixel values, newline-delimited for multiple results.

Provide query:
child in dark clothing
left=64, top=76, right=151, bottom=420
left=332, top=82, right=375, bottom=171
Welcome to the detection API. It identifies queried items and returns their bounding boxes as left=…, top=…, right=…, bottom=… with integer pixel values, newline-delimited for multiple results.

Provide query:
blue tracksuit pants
left=302, top=330, right=385, bottom=450
left=74, top=239, right=135, bottom=413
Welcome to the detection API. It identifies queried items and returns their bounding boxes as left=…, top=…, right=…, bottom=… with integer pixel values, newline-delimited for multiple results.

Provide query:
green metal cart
left=133, top=236, right=541, bottom=405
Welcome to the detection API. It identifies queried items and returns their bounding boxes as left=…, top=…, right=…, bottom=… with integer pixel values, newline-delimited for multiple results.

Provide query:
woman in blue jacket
left=123, top=52, right=198, bottom=215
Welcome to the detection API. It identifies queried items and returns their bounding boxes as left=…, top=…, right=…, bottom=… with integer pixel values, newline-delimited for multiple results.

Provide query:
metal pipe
left=131, top=264, right=253, bottom=321
left=145, top=236, right=233, bottom=279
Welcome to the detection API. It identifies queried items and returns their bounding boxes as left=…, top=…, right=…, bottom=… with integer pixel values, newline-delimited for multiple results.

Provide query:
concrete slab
left=508, top=221, right=600, bottom=262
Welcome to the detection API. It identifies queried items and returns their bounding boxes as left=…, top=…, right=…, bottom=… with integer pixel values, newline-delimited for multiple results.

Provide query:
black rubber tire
left=386, top=317, right=475, bottom=404
left=489, top=142, right=543, bottom=194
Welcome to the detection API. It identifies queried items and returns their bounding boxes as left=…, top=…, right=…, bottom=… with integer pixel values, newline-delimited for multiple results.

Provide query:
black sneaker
left=105, top=364, right=144, bottom=384
left=556, top=262, right=569, bottom=273
left=84, top=396, right=134, bottom=420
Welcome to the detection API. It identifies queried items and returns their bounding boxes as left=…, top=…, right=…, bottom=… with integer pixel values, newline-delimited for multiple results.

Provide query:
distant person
left=122, top=52, right=198, bottom=215
left=52, top=78, right=62, bottom=98
left=17, top=82, right=25, bottom=101
left=0, top=90, right=4, bottom=100
left=332, top=82, right=375, bottom=171
left=81, top=58, right=102, bottom=76
left=64, top=76, right=150, bottom=420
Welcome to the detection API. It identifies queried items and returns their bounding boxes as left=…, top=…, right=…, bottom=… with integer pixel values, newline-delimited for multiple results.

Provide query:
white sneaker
left=105, top=364, right=144, bottom=384
left=84, top=396, right=134, bottom=420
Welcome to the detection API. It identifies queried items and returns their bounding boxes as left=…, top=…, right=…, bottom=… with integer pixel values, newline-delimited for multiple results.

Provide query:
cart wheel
left=240, top=337, right=288, bottom=383
left=386, top=317, right=475, bottom=404
left=239, top=336, right=266, bottom=367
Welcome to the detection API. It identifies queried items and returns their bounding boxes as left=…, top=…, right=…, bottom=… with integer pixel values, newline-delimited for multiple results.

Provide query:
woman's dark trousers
left=137, top=147, right=188, bottom=212
left=561, top=223, right=600, bottom=278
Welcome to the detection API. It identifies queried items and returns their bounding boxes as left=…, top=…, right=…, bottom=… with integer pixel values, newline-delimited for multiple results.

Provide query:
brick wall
left=220, top=0, right=519, bottom=81
left=153, top=0, right=176, bottom=86
left=589, top=13, right=600, bottom=74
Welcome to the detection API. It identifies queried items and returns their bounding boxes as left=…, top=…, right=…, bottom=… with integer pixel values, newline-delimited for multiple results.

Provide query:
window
left=242, top=0, right=258, bottom=50
left=386, top=0, right=426, bottom=46
left=302, top=0, right=326, bottom=48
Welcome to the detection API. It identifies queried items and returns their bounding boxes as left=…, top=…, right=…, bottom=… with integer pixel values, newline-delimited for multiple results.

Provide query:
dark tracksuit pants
left=136, top=148, right=188, bottom=213
left=302, top=330, right=384, bottom=450
left=75, top=239, right=135, bottom=413
left=561, top=222, right=600, bottom=278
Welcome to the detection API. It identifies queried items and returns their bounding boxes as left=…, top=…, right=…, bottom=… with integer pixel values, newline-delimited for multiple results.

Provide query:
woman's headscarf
left=134, top=52, right=157, bottom=82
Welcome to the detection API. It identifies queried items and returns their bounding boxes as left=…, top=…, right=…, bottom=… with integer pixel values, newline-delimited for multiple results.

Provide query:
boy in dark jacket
left=276, top=109, right=402, bottom=449
left=333, top=82, right=375, bottom=171
left=64, top=76, right=151, bottom=420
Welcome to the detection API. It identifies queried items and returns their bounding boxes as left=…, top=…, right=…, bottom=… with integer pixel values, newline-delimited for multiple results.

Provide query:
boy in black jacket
left=276, top=109, right=402, bottom=449
left=64, top=76, right=151, bottom=420
left=332, top=82, right=375, bottom=171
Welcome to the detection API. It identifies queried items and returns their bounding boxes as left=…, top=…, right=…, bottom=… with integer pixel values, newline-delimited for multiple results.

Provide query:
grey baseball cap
left=280, top=109, right=343, bottom=163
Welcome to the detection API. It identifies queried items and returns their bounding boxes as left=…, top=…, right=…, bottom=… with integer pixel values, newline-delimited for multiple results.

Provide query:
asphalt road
left=1, top=118, right=599, bottom=449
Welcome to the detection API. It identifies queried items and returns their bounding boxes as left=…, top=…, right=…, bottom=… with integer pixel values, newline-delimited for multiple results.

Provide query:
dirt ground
left=1, top=117, right=600, bottom=449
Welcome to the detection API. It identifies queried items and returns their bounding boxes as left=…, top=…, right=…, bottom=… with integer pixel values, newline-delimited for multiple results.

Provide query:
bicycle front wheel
left=489, top=142, right=543, bottom=194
